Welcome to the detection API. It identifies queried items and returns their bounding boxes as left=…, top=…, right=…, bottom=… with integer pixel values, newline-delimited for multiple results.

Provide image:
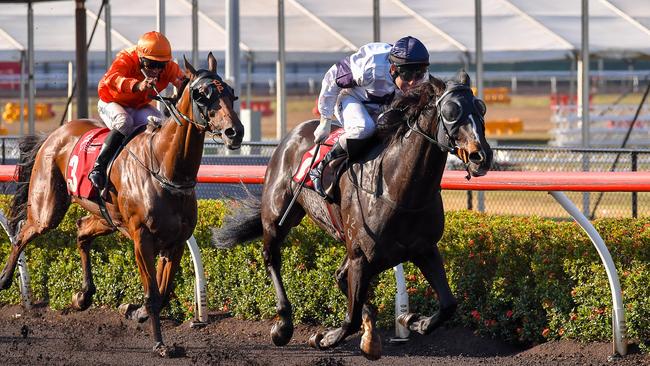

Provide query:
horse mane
left=376, top=76, right=446, bottom=146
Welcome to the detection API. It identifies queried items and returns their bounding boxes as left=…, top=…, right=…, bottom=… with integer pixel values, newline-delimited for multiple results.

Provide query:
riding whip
left=279, top=143, right=321, bottom=227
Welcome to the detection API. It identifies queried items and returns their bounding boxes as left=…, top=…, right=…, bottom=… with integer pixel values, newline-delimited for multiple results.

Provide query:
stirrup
left=309, top=168, right=327, bottom=198
left=88, top=169, right=106, bottom=189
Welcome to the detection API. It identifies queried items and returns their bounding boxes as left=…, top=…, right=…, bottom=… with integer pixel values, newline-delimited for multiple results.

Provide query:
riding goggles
left=397, top=65, right=428, bottom=82
left=141, top=57, right=168, bottom=70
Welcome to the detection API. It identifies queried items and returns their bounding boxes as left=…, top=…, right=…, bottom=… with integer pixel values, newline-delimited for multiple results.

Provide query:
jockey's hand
left=134, top=77, right=157, bottom=92
left=314, top=116, right=333, bottom=144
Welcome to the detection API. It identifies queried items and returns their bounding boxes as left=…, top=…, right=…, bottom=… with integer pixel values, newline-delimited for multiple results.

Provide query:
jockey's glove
left=314, top=116, right=333, bottom=144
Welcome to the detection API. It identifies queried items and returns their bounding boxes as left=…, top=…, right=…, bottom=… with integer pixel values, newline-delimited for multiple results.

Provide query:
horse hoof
left=71, top=292, right=90, bottom=311
left=270, top=320, right=293, bottom=346
left=360, top=332, right=382, bottom=360
left=153, top=342, right=185, bottom=358
left=397, top=312, right=419, bottom=329
left=309, top=333, right=324, bottom=350
left=118, top=303, right=139, bottom=319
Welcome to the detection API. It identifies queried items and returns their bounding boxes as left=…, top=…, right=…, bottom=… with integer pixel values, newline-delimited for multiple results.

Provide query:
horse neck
left=153, top=91, right=205, bottom=183
left=381, top=123, right=447, bottom=203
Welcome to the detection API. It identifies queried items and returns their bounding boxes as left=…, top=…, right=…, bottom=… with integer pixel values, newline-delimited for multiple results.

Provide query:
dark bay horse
left=0, top=53, right=243, bottom=356
left=215, top=71, right=492, bottom=359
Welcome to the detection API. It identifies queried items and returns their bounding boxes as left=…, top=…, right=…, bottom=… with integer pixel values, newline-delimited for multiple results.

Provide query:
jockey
left=309, top=36, right=430, bottom=198
left=88, top=31, right=185, bottom=190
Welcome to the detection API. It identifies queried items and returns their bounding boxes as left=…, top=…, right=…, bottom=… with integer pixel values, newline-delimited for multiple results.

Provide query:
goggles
left=141, top=57, right=168, bottom=70
left=397, top=65, right=428, bottom=82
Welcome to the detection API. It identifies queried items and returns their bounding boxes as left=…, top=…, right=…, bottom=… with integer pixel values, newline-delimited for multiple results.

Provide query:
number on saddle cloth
left=66, top=126, right=146, bottom=199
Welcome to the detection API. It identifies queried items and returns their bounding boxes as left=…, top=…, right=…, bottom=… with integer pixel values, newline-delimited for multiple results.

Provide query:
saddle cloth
left=66, top=127, right=110, bottom=198
left=292, top=127, right=345, bottom=188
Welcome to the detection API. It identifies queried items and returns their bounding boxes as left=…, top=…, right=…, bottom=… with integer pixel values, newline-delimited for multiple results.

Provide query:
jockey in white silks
left=310, top=36, right=431, bottom=197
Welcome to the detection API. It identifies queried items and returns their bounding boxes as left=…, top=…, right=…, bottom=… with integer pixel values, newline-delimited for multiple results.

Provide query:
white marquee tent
left=1, top=0, right=650, bottom=64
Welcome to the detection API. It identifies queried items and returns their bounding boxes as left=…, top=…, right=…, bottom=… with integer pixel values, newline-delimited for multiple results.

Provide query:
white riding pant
left=334, top=93, right=384, bottom=149
left=97, top=100, right=162, bottom=136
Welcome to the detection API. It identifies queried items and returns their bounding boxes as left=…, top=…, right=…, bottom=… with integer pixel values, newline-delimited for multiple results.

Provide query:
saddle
left=293, top=127, right=373, bottom=202
left=66, top=125, right=145, bottom=200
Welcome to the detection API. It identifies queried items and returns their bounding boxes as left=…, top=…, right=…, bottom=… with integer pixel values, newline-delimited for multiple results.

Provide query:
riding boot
left=309, top=141, right=347, bottom=198
left=88, top=129, right=126, bottom=190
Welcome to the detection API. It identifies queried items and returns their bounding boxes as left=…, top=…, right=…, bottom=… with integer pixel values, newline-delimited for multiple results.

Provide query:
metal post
left=192, top=0, right=198, bottom=66
left=104, top=0, right=112, bottom=68
left=550, top=191, right=627, bottom=357
left=632, top=152, right=638, bottom=218
left=475, top=0, right=485, bottom=212
left=157, top=0, right=165, bottom=35
left=67, top=62, right=74, bottom=122
left=579, top=0, right=590, bottom=215
left=19, top=50, right=25, bottom=136
left=156, top=0, right=165, bottom=112
left=75, top=0, right=89, bottom=119
left=373, top=0, right=380, bottom=42
left=392, top=264, right=409, bottom=340
left=226, top=0, right=240, bottom=113
left=185, top=236, right=208, bottom=326
left=27, top=2, right=35, bottom=134
left=276, top=0, right=286, bottom=139
left=246, top=51, right=253, bottom=109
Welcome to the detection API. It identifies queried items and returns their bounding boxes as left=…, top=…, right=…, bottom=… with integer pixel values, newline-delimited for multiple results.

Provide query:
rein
left=125, top=126, right=197, bottom=194
left=124, top=71, right=236, bottom=193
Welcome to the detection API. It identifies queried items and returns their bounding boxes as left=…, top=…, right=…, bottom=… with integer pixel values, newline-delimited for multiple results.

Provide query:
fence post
left=632, top=152, right=638, bottom=218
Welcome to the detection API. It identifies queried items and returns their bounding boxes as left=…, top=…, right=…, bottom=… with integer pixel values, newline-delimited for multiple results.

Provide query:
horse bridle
left=404, top=83, right=486, bottom=154
left=165, top=70, right=238, bottom=133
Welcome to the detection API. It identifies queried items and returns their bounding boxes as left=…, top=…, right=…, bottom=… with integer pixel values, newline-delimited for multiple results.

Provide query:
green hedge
left=0, top=196, right=648, bottom=350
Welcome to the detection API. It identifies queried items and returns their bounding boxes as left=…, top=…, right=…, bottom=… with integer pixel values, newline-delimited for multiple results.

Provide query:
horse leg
left=310, top=256, right=373, bottom=354
left=263, top=225, right=295, bottom=346
left=71, top=215, right=115, bottom=311
left=399, top=245, right=457, bottom=335
left=119, top=245, right=185, bottom=324
left=0, top=173, right=70, bottom=291
left=156, top=244, right=185, bottom=309
left=333, top=256, right=382, bottom=360
left=132, top=230, right=173, bottom=357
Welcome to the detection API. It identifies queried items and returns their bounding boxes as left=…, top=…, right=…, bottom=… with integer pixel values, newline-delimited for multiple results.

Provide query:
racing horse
left=214, top=70, right=493, bottom=359
left=0, top=53, right=243, bottom=357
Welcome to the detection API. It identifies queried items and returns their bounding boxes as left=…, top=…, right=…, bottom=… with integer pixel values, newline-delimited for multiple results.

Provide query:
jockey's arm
left=102, top=56, right=141, bottom=94
left=317, top=52, right=373, bottom=120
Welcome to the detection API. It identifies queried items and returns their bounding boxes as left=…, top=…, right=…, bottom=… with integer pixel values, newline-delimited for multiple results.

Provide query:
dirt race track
left=0, top=305, right=648, bottom=366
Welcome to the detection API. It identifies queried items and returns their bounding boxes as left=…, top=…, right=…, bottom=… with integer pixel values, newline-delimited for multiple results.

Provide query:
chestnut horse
left=215, top=71, right=492, bottom=359
left=0, top=53, right=243, bottom=357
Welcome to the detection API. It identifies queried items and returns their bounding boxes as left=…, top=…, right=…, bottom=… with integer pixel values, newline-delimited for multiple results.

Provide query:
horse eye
left=441, top=101, right=462, bottom=122
left=474, top=99, right=487, bottom=116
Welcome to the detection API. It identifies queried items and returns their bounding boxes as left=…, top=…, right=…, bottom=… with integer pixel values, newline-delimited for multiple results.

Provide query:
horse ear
left=207, top=52, right=217, bottom=73
left=183, top=55, right=197, bottom=77
left=458, top=69, right=470, bottom=86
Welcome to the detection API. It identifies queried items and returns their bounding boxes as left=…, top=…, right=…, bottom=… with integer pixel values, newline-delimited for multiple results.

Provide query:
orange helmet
left=136, top=31, right=172, bottom=62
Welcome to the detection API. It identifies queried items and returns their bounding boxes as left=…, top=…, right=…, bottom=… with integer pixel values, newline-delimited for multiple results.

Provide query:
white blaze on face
left=468, top=114, right=482, bottom=143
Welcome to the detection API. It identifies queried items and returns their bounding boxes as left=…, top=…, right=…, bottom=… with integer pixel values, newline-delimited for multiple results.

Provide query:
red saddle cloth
left=292, top=127, right=345, bottom=188
left=66, top=128, right=110, bottom=198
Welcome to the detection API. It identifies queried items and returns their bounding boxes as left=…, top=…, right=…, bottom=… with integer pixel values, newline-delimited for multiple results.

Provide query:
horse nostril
left=469, top=151, right=484, bottom=164
left=224, top=128, right=236, bottom=138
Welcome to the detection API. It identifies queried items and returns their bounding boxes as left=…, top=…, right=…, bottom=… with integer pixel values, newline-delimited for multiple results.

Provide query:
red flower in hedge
left=505, top=310, right=513, bottom=318
left=542, top=328, right=550, bottom=338
left=471, top=310, right=481, bottom=320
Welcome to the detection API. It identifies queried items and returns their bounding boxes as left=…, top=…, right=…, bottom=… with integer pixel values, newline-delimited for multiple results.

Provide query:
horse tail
left=211, top=195, right=263, bottom=249
left=8, top=135, right=46, bottom=237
